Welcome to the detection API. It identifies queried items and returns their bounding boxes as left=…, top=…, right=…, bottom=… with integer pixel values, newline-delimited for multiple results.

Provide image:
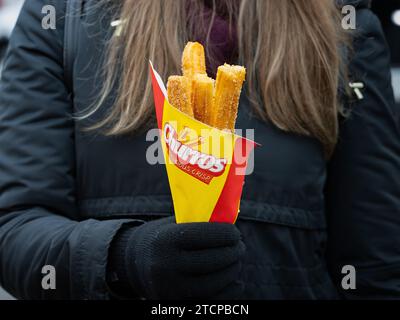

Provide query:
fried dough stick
left=192, top=74, right=214, bottom=124
left=167, top=76, right=194, bottom=117
left=210, top=64, right=246, bottom=131
left=182, top=42, right=207, bottom=78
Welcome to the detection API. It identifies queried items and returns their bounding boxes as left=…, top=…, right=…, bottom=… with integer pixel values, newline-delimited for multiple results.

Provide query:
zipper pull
left=111, top=19, right=126, bottom=37
left=349, top=82, right=365, bottom=100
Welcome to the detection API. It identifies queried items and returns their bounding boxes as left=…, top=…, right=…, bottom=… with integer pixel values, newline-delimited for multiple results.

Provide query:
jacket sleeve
left=0, top=0, right=135, bottom=299
left=326, top=8, right=400, bottom=299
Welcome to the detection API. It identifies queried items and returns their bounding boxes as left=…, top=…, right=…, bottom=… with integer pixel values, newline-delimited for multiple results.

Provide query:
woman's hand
left=118, top=217, right=246, bottom=299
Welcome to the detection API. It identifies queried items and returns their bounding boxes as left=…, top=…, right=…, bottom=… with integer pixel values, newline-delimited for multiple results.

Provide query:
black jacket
left=0, top=0, right=399, bottom=299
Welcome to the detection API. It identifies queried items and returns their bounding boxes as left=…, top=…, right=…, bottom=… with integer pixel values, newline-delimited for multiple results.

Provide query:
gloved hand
left=109, top=216, right=246, bottom=299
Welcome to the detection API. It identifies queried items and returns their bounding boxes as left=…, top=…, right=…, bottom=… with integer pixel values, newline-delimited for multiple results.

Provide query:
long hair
left=81, top=0, right=346, bottom=157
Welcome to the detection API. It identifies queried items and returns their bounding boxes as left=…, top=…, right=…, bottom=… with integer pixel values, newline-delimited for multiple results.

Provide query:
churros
left=192, top=74, right=214, bottom=124
left=167, top=76, right=194, bottom=117
left=168, top=42, right=246, bottom=131
left=210, top=64, right=246, bottom=131
left=182, top=42, right=207, bottom=78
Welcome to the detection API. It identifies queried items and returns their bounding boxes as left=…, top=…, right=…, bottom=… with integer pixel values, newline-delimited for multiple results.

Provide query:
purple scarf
left=187, top=0, right=239, bottom=77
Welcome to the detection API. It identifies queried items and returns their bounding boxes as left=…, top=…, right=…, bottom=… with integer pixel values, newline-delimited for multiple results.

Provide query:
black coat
left=0, top=0, right=399, bottom=299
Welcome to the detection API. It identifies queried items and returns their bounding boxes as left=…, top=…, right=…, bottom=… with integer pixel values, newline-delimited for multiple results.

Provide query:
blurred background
left=0, top=0, right=24, bottom=301
left=0, top=0, right=399, bottom=300
left=0, top=0, right=24, bottom=75
left=372, top=0, right=400, bottom=103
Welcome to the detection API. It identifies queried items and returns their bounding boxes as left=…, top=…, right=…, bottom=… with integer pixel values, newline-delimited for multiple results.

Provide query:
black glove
left=108, top=216, right=245, bottom=299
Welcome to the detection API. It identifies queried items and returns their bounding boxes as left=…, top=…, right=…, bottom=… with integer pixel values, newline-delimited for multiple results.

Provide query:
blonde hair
left=82, top=0, right=346, bottom=157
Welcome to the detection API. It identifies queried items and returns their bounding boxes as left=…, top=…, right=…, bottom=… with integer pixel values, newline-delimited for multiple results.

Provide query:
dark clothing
left=327, top=1, right=400, bottom=298
left=0, top=0, right=399, bottom=299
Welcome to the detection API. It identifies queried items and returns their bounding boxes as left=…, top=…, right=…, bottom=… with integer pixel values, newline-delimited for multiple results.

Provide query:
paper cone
left=150, top=62, right=256, bottom=224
